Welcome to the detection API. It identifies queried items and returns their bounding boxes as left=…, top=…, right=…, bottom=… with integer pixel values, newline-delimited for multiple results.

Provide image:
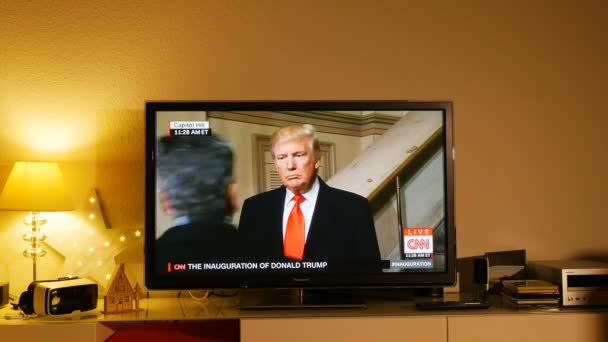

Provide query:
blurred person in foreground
left=155, top=134, right=239, bottom=265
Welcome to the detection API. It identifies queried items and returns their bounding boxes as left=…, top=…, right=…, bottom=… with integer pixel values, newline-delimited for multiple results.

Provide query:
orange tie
left=284, top=194, right=305, bottom=260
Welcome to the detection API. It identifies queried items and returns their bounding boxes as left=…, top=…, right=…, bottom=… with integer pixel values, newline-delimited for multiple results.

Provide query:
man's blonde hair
left=270, top=124, right=320, bottom=158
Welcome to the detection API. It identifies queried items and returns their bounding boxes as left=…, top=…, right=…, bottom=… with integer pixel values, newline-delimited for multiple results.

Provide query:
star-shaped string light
left=44, top=188, right=143, bottom=292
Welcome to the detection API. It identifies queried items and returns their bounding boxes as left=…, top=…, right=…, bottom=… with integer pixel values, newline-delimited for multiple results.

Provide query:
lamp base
left=23, top=211, right=47, bottom=282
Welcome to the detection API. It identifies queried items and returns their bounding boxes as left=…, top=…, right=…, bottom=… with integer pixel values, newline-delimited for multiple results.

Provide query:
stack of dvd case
left=501, top=279, right=560, bottom=308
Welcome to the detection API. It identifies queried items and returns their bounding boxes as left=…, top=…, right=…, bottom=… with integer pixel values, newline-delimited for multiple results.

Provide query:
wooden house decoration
left=102, top=263, right=144, bottom=314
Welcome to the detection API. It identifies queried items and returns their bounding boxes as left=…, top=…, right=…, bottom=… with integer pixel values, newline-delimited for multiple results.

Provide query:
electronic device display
left=527, top=260, right=608, bottom=306
left=145, top=101, right=456, bottom=302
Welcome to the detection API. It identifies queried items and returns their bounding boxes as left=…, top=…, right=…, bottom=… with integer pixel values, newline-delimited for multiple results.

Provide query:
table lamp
left=0, top=161, right=74, bottom=281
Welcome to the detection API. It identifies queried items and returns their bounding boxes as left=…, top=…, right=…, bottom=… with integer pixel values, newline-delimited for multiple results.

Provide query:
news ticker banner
left=167, top=261, right=329, bottom=272
left=169, top=121, right=211, bottom=136
left=163, top=258, right=435, bottom=273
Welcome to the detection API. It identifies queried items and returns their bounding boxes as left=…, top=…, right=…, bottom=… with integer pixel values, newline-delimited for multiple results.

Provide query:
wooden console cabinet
left=241, top=312, right=608, bottom=342
left=1, top=297, right=607, bottom=341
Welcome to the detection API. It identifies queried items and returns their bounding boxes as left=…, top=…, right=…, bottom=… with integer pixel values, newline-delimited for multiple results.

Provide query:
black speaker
left=0, top=282, right=8, bottom=306
left=472, top=257, right=489, bottom=301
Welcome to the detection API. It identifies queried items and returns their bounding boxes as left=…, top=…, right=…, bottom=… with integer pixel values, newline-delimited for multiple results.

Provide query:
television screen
left=145, top=101, right=455, bottom=295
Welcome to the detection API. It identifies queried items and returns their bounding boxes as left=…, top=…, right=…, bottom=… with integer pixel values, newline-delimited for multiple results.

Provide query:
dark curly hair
left=157, top=134, right=234, bottom=222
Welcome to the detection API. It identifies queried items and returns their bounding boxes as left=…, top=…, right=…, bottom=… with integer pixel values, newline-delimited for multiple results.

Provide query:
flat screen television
left=145, top=101, right=456, bottom=307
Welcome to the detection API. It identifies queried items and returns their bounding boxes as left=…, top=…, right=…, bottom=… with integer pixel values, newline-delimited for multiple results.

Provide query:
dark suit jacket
left=155, top=221, right=239, bottom=271
left=238, top=178, right=381, bottom=267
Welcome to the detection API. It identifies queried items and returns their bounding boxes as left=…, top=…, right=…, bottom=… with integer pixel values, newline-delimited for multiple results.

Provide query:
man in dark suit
left=238, top=124, right=381, bottom=268
left=155, top=134, right=239, bottom=267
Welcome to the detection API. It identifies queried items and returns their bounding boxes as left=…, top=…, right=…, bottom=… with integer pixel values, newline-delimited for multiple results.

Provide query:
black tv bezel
left=145, top=100, right=456, bottom=290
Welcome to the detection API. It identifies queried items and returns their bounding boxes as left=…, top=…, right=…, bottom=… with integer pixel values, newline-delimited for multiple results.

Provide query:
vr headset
left=18, top=278, right=97, bottom=316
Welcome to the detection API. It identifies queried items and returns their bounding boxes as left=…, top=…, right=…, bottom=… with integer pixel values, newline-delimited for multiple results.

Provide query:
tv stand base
left=237, top=288, right=367, bottom=309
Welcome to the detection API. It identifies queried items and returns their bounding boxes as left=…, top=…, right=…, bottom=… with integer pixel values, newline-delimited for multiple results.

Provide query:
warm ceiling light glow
left=77, top=260, right=83, bottom=266
left=29, top=127, right=80, bottom=153
left=89, top=213, right=95, bottom=220
left=106, top=273, right=111, bottom=280
left=88, top=247, right=94, bottom=253
left=135, top=230, right=141, bottom=237
left=119, top=235, right=126, bottom=242
left=3, top=110, right=96, bottom=156
left=97, top=260, right=103, bottom=266
left=89, top=197, right=96, bottom=203
left=104, top=241, right=110, bottom=247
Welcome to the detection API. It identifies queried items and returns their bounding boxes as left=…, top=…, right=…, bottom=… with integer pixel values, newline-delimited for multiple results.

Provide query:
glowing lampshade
left=0, top=161, right=74, bottom=281
left=0, top=161, right=73, bottom=211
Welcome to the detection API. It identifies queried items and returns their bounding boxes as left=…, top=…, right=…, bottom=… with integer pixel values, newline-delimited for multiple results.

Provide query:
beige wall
left=1, top=0, right=607, bottom=291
